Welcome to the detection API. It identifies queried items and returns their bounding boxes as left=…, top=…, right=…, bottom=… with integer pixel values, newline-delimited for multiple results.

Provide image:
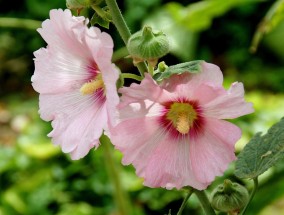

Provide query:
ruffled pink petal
left=38, top=9, right=88, bottom=57
left=100, top=62, right=120, bottom=127
left=49, top=102, right=107, bottom=160
left=32, top=46, right=90, bottom=94
left=32, top=9, right=117, bottom=95
left=118, top=74, right=173, bottom=108
left=111, top=116, right=161, bottom=165
left=32, top=9, right=93, bottom=94
left=190, top=118, right=240, bottom=184
left=191, top=83, right=226, bottom=105
left=85, top=27, right=114, bottom=66
left=38, top=90, right=103, bottom=121
left=110, top=98, right=165, bottom=165
left=203, top=82, right=254, bottom=119
left=144, top=136, right=209, bottom=190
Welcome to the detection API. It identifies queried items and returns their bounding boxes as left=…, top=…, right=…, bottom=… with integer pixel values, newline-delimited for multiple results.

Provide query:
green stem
left=177, top=187, right=194, bottom=215
left=148, top=63, right=154, bottom=77
left=100, top=135, right=131, bottom=215
left=121, top=73, right=143, bottom=81
left=105, top=0, right=130, bottom=44
left=91, top=5, right=106, bottom=18
left=0, top=17, right=41, bottom=30
left=250, top=0, right=284, bottom=53
left=105, top=0, right=147, bottom=76
left=194, top=189, right=216, bottom=215
left=240, top=177, right=258, bottom=215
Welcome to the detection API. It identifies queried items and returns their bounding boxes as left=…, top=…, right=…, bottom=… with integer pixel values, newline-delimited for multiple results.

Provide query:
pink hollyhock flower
left=32, top=9, right=119, bottom=160
left=110, top=62, right=254, bottom=190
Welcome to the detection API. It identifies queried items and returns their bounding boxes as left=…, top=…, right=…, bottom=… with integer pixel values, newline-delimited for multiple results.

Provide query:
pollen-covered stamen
left=80, top=74, right=104, bottom=95
left=166, top=102, right=197, bottom=135
left=176, top=112, right=190, bottom=134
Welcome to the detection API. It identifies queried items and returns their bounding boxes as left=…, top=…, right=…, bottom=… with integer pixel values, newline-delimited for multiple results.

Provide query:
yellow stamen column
left=166, top=102, right=197, bottom=135
left=80, top=75, right=104, bottom=95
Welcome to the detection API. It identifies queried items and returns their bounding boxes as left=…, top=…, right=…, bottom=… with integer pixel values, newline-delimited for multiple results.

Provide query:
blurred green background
left=0, top=0, right=284, bottom=214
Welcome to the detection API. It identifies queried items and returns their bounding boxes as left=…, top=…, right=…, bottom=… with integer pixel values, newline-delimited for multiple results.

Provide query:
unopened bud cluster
left=210, top=179, right=249, bottom=214
left=127, top=26, right=169, bottom=67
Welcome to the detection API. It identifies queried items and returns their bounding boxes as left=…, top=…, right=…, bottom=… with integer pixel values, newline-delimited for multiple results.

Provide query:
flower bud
left=127, top=26, right=169, bottom=67
left=210, top=179, right=249, bottom=214
left=66, top=0, right=102, bottom=10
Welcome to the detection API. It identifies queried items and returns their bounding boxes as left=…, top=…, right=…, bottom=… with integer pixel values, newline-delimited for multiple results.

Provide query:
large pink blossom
left=32, top=9, right=119, bottom=159
left=110, top=62, right=254, bottom=190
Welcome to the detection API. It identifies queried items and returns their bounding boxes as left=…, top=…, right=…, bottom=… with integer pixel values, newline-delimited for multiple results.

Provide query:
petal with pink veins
left=49, top=102, right=107, bottom=159
left=203, top=82, right=254, bottom=119
left=190, top=118, right=240, bottom=184
left=118, top=74, right=173, bottom=108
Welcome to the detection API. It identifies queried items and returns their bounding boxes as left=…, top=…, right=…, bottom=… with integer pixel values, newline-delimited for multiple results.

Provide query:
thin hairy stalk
left=240, top=177, right=258, bottom=215
left=121, top=73, right=143, bottom=81
left=177, top=187, right=194, bottom=215
left=105, top=0, right=147, bottom=76
left=194, top=189, right=216, bottom=215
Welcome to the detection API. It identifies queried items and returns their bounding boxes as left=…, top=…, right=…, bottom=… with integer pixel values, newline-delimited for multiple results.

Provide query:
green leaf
left=90, top=6, right=112, bottom=29
left=235, top=117, right=284, bottom=179
left=91, top=13, right=110, bottom=28
left=154, top=60, right=203, bottom=82
left=166, top=0, right=260, bottom=32
left=250, top=0, right=284, bottom=53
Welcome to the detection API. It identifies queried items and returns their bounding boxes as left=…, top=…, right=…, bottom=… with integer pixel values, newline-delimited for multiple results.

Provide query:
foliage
left=235, top=117, right=284, bottom=179
left=250, top=0, right=284, bottom=52
left=165, top=0, right=260, bottom=32
left=154, top=61, right=203, bottom=82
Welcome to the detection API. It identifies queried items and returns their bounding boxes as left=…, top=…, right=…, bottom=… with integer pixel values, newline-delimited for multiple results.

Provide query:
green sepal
left=153, top=60, right=203, bottom=82
left=90, top=7, right=111, bottom=28
left=235, top=117, right=284, bottom=179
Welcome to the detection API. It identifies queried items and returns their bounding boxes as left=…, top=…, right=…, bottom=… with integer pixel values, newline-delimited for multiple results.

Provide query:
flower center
left=166, top=102, right=197, bottom=134
left=80, top=74, right=104, bottom=95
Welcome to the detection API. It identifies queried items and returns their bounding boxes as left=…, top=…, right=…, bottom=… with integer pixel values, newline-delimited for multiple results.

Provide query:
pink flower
left=110, top=62, right=254, bottom=190
left=32, top=9, right=119, bottom=160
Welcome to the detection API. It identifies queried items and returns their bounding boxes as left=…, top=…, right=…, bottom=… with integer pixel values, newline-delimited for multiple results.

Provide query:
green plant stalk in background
left=240, top=178, right=259, bottom=215
left=0, top=17, right=41, bottom=30
left=177, top=187, right=193, bottom=215
left=100, top=135, right=131, bottom=215
left=194, top=189, right=216, bottom=215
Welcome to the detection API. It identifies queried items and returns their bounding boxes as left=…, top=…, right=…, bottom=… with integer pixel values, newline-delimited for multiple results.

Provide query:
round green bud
left=210, top=179, right=249, bottom=214
left=127, top=26, right=170, bottom=66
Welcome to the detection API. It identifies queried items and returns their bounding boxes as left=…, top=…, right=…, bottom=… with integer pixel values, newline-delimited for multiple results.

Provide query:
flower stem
left=193, top=189, right=216, bottom=215
left=177, top=187, right=193, bottom=215
left=240, top=177, right=258, bottom=215
left=105, top=0, right=147, bottom=76
left=100, top=135, right=131, bottom=215
left=148, top=63, right=155, bottom=77
left=121, top=73, right=143, bottom=81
